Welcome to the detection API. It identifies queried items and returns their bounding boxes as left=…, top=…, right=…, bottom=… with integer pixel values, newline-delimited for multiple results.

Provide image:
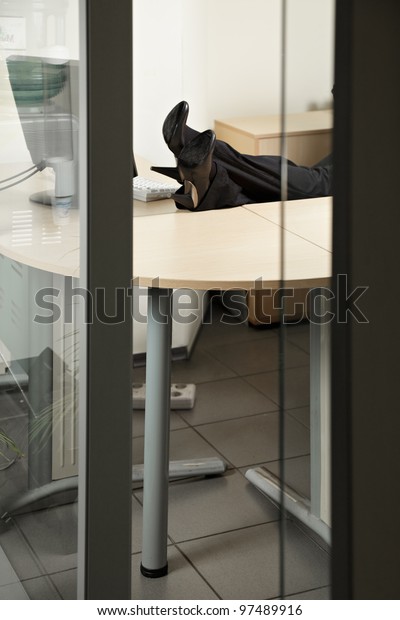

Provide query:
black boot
left=162, top=100, right=189, bottom=158
left=150, top=165, right=182, bottom=182
left=173, top=130, right=216, bottom=210
left=150, top=101, right=190, bottom=181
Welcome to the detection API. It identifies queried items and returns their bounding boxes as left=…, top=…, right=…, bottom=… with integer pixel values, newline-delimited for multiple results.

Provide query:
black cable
left=0, top=165, right=44, bottom=191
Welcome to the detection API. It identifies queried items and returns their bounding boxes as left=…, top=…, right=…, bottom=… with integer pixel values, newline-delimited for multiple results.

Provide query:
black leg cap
left=140, top=562, right=168, bottom=578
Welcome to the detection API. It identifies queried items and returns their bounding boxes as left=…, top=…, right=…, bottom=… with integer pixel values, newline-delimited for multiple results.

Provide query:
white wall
left=133, top=0, right=335, bottom=164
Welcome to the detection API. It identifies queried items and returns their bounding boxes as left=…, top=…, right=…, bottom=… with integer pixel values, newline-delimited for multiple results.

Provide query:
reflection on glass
left=0, top=0, right=80, bottom=600
left=279, top=0, right=334, bottom=600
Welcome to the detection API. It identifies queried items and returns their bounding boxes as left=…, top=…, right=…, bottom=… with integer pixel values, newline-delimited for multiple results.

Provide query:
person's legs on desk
left=154, top=101, right=333, bottom=211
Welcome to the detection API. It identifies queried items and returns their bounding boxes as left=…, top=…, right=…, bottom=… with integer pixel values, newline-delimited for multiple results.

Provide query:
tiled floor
left=0, top=296, right=331, bottom=600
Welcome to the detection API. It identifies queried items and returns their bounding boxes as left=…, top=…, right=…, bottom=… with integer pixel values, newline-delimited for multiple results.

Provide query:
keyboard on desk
left=133, top=176, right=178, bottom=202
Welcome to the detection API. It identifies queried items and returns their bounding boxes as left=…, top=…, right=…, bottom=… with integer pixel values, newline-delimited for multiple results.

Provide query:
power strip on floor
left=132, top=383, right=196, bottom=410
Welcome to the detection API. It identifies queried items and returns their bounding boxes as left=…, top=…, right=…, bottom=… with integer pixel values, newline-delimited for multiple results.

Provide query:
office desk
left=133, top=200, right=332, bottom=575
left=0, top=165, right=332, bottom=575
left=214, top=110, right=333, bottom=166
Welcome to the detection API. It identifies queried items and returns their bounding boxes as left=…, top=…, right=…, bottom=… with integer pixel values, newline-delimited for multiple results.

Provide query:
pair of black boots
left=152, top=101, right=215, bottom=210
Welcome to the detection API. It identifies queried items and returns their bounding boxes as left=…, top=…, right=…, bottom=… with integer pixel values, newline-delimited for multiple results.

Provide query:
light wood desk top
left=0, top=156, right=175, bottom=276
left=0, top=161, right=332, bottom=290
left=133, top=205, right=331, bottom=291
left=244, top=197, right=332, bottom=252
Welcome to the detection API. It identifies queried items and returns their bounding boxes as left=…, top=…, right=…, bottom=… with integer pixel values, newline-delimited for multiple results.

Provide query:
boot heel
left=177, top=130, right=216, bottom=207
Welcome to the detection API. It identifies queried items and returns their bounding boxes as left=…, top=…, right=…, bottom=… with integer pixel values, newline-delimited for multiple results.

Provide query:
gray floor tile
left=285, top=323, right=311, bottom=354
left=0, top=523, right=46, bottom=581
left=179, top=377, right=278, bottom=427
left=132, top=546, right=218, bottom=600
left=12, top=504, right=77, bottom=574
left=171, top=349, right=236, bottom=384
left=164, top=470, right=279, bottom=543
left=179, top=521, right=330, bottom=600
left=0, top=544, right=21, bottom=586
left=49, top=569, right=77, bottom=600
left=284, top=585, right=331, bottom=600
left=287, top=407, right=310, bottom=429
left=245, top=366, right=310, bottom=410
left=21, top=575, right=61, bottom=599
left=132, top=496, right=144, bottom=554
left=0, top=288, right=330, bottom=601
left=195, top=413, right=309, bottom=468
left=132, top=409, right=188, bottom=438
left=0, top=389, right=29, bottom=423
left=0, top=461, right=29, bottom=502
left=0, top=581, right=29, bottom=599
left=132, top=426, right=224, bottom=467
left=199, top=307, right=275, bottom=350
left=207, top=338, right=309, bottom=377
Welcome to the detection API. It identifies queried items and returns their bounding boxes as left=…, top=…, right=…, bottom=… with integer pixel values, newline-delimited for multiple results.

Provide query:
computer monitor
left=6, top=54, right=79, bottom=208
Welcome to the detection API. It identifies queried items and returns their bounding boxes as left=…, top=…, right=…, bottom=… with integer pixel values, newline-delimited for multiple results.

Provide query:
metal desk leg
left=140, top=287, right=172, bottom=578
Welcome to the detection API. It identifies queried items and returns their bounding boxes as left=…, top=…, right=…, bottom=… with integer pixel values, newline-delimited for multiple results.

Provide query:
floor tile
left=12, top=504, right=77, bottom=575
left=284, top=585, right=331, bottom=600
left=179, top=521, right=330, bottom=600
left=285, top=323, right=311, bottom=354
left=195, top=413, right=309, bottom=468
left=0, top=581, right=29, bottom=599
left=132, top=408, right=188, bottom=439
left=21, top=575, right=61, bottom=599
left=0, top=544, right=21, bottom=586
left=0, top=523, right=45, bottom=581
left=132, top=426, right=225, bottom=467
left=48, top=569, right=77, bottom=600
left=164, top=470, right=279, bottom=543
left=179, top=377, right=278, bottom=426
left=199, top=303, right=275, bottom=350
left=131, top=496, right=144, bottom=554
left=132, top=546, right=218, bottom=600
left=287, top=407, right=310, bottom=429
left=0, top=284, right=332, bottom=601
left=0, top=389, right=29, bottom=423
left=206, top=338, right=309, bottom=377
left=244, top=366, right=310, bottom=410
left=170, top=349, right=237, bottom=385
left=0, top=460, right=30, bottom=502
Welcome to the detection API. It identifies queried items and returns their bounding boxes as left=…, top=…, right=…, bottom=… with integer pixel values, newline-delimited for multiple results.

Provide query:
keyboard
left=133, top=176, right=178, bottom=202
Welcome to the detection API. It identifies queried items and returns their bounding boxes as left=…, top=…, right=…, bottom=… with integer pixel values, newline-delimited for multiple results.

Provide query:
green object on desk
left=6, top=55, right=67, bottom=105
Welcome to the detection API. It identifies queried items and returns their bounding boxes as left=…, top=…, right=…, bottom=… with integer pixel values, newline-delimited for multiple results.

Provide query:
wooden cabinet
left=214, top=109, right=333, bottom=166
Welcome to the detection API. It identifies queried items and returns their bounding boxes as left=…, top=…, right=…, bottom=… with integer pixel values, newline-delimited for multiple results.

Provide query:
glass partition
left=278, top=0, right=334, bottom=599
left=0, top=0, right=82, bottom=599
left=1, top=0, right=133, bottom=601
left=130, top=0, right=335, bottom=602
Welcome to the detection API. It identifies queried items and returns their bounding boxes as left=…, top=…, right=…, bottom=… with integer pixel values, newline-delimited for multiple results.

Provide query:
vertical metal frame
left=332, top=0, right=400, bottom=599
left=78, top=0, right=133, bottom=599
